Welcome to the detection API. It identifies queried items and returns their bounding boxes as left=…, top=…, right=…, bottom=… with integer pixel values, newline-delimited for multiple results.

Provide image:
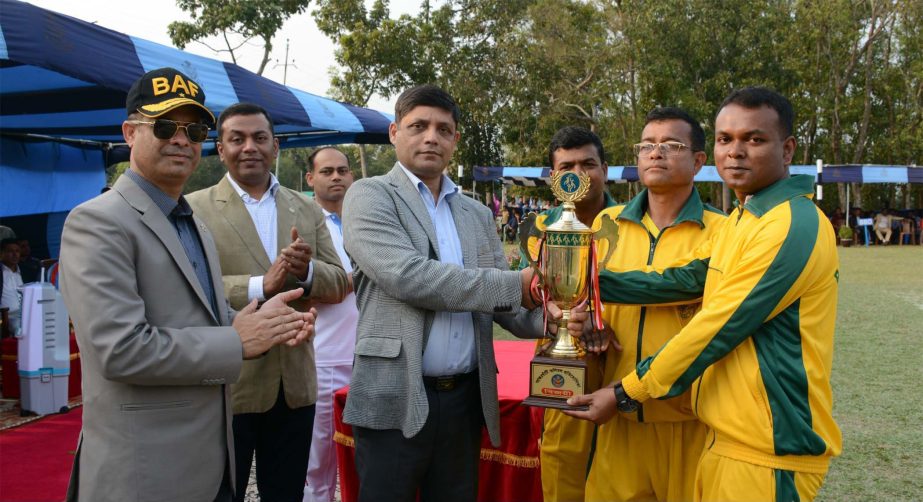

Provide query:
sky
left=28, top=0, right=421, bottom=112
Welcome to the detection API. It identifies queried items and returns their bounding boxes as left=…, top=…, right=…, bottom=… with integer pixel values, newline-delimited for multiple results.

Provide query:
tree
left=313, top=0, right=449, bottom=177
left=309, top=0, right=921, bottom=210
left=168, top=0, right=311, bottom=75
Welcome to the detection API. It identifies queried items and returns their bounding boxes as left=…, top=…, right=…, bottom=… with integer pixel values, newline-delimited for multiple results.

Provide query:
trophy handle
left=593, top=213, right=620, bottom=269
left=518, top=213, right=542, bottom=266
left=519, top=212, right=546, bottom=287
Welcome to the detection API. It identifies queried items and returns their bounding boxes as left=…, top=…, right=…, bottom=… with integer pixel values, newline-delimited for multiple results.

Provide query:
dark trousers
left=232, top=385, right=315, bottom=502
left=212, top=462, right=233, bottom=502
left=353, top=372, right=484, bottom=502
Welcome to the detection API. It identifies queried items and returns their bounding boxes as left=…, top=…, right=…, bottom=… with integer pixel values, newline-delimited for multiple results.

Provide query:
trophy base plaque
left=522, top=356, right=589, bottom=411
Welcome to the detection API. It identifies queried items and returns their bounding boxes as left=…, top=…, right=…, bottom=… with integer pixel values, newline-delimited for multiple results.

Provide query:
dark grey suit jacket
left=342, top=164, right=543, bottom=447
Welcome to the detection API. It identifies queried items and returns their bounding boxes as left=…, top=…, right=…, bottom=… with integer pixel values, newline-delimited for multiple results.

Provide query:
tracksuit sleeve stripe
left=598, top=260, right=708, bottom=304
left=598, top=237, right=713, bottom=305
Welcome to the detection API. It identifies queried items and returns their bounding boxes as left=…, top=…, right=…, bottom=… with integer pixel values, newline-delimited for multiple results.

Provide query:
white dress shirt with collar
left=1, top=263, right=23, bottom=312
left=225, top=172, right=314, bottom=301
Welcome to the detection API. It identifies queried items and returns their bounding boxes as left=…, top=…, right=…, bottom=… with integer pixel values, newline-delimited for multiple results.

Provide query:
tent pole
left=816, top=159, right=823, bottom=203
left=274, top=152, right=281, bottom=180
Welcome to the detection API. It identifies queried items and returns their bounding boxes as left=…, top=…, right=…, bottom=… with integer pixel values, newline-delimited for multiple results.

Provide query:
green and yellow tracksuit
left=522, top=192, right=616, bottom=502
left=600, top=175, right=841, bottom=501
left=586, top=188, right=725, bottom=502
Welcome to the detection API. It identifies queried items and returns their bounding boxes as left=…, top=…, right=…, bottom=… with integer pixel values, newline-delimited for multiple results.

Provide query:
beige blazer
left=61, top=174, right=243, bottom=502
left=188, top=176, right=348, bottom=413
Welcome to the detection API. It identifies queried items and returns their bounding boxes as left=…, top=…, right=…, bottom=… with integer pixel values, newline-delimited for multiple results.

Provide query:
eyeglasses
left=128, top=119, right=210, bottom=143
left=632, top=141, right=690, bottom=157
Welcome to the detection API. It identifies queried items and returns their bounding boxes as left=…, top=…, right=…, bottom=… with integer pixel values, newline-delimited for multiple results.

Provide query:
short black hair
left=644, top=107, right=706, bottom=152
left=395, top=84, right=460, bottom=126
left=1, top=238, right=18, bottom=251
left=307, top=146, right=349, bottom=173
left=217, top=102, right=274, bottom=140
left=718, top=86, right=794, bottom=138
left=548, top=126, right=606, bottom=167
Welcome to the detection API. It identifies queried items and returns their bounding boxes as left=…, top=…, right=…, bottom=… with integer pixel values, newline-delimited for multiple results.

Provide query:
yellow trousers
left=695, top=448, right=827, bottom=502
left=540, top=409, right=596, bottom=502
left=539, top=352, right=605, bottom=502
left=586, top=416, right=706, bottom=502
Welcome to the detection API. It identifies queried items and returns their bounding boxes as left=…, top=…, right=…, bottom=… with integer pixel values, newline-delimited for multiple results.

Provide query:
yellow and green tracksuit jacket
left=600, top=175, right=842, bottom=474
left=596, top=187, right=726, bottom=424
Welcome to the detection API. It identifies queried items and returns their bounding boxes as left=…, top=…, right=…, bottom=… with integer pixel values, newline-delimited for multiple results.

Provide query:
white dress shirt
left=1, top=263, right=23, bottom=335
left=1, top=263, right=23, bottom=312
left=225, top=173, right=314, bottom=301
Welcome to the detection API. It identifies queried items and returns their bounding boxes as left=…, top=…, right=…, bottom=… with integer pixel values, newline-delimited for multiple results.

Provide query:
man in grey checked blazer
left=342, top=84, right=544, bottom=502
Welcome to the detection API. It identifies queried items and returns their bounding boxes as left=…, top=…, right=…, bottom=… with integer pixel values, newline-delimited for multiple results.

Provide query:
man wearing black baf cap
left=59, top=67, right=317, bottom=502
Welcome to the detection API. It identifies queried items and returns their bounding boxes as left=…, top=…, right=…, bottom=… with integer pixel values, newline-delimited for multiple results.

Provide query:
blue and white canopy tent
left=475, top=164, right=921, bottom=222
left=0, top=0, right=392, bottom=219
left=474, top=165, right=923, bottom=186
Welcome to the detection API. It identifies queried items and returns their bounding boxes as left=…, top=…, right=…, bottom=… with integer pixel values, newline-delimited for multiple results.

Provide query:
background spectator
left=16, top=238, right=41, bottom=283
left=874, top=209, right=893, bottom=244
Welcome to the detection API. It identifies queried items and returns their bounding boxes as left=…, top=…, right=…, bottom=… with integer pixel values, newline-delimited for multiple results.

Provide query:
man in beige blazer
left=60, top=68, right=315, bottom=502
left=187, top=102, right=349, bottom=502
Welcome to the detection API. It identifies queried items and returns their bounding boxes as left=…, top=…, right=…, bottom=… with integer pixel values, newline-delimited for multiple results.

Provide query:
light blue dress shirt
left=398, top=163, right=477, bottom=377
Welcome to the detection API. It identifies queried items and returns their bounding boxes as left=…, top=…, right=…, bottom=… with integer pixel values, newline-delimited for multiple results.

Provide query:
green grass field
left=496, top=245, right=923, bottom=500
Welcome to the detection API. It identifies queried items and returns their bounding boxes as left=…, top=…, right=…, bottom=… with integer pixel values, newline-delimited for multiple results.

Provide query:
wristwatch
left=613, top=382, right=639, bottom=413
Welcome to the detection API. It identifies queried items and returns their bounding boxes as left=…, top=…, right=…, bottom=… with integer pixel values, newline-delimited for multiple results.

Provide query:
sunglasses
left=128, top=119, right=210, bottom=143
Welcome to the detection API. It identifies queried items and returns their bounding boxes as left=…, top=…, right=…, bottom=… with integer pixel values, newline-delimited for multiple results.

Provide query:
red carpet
left=0, top=407, right=80, bottom=502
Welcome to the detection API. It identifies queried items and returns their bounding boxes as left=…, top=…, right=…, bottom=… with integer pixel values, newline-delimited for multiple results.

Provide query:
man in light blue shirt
left=398, top=163, right=479, bottom=376
left=342, top=85, right=544, bottom=502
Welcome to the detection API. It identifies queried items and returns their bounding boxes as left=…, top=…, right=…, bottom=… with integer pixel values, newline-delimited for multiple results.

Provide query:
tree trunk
left=801, top=111, right=817, bottom=164
left=358, top=144, right=369, bottom=179
left=838, top=183, right=847, bottom=211
left=851, top=11, right=879, bottom=164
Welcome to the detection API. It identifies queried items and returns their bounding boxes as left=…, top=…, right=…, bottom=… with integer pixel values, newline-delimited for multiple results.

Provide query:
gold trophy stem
left=550, top=309, right=582, bottom=358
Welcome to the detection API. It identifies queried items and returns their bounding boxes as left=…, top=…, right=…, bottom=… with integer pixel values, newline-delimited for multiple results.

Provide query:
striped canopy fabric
left=474, top=165, right=923, bottom=185
left=0, top=0, right=393, bottom=217
left=0, top=0, right=392, bottom=151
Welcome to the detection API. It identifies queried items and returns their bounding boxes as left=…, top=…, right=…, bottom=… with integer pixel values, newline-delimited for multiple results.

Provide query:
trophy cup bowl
left=544, top=225, right=592, bottom=358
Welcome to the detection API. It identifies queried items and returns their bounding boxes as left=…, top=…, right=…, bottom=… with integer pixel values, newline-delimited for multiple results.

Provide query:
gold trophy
left=520, top=171, right=618, bottom=410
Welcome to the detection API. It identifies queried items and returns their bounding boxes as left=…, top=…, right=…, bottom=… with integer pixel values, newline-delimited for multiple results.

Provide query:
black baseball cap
left=126, top=67, right=215, bottom=124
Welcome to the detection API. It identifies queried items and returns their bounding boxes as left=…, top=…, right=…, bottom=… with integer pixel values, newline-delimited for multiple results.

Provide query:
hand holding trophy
left=520, top=170, right=618, bottom=410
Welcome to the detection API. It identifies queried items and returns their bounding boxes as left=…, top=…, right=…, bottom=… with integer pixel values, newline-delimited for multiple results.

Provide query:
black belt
left=422, top=371, right=477, bottom=392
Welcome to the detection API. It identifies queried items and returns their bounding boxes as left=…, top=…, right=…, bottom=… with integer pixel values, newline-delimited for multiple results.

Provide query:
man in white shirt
left=303, top=146, right=359, bottom=502
left=187, top=103, right=349, bottom=502
left=1, top=239, right=24, bottom=334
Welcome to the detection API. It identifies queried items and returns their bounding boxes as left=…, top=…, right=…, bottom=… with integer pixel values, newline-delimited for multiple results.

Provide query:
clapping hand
left=234, top=288, right=316, bottom=358
left=281, top=227, right=312, bottom=281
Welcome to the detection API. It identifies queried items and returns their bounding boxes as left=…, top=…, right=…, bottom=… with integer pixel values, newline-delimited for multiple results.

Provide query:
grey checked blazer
left=341, top=164, right=543, bottom=447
